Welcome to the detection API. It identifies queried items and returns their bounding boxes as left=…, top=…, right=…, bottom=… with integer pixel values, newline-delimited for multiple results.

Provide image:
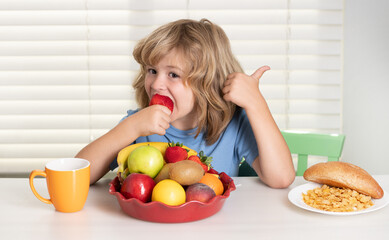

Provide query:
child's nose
left=151, top=74, right=167, bottom=91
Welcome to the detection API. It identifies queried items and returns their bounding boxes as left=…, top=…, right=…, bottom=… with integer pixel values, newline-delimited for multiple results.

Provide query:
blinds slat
left=260, top=85, right=341, bottom=100
left=289, top=71, right=341, bottom=84
left=0, top=100, right=135, bottom=114
left=0, top=0, right=343, bottom=10
left=289, top=56, right=341, bottom=70
left=289, top=100, right=341, bottom=114
left=289, top=85, right=341, bottom=99
left=0, top=130, right=90, bottom=144
left=0, top=26, right=154, bottom=41
left=89, top=0, right=189, bottom=10
left=0, top=55, right=341, bottom=71
left=0, top=56, right=140, bottom=71
left=0, top=71, right=137, bottom=85
left=266, top=100, right=341, bottom=115
left=290, top=25, right=342, bottom=40
left=0, top=144, right=87, bottom=158
left=0, top=97, right=341, bottom=116
left=191, top=10, right=342, bottom=25
left=190, top=0, right=342, bottom=10
left=0, top=25, right=342, bottom=41
left=1, top=40, right=341, bottom=56
left=289, top=41, right=341, bottom=55
left=289, top=115, right=341, bottom=129
left=0, top=129, right=109, bottom=144
left=0, top=115, right=121, bottom=129
left=0, top=86, right=135, bottom=100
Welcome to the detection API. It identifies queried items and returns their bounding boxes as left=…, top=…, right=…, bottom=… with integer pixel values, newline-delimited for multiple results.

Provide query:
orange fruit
left=199, top=173, right=224, bottom=196
left=151, top=179, right=186, bottom=206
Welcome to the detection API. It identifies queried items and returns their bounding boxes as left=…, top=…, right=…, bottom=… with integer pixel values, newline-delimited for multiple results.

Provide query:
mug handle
left=29, top=170, right=52, bottom=204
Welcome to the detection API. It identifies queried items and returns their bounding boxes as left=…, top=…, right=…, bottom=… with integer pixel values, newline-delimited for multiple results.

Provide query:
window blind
left=0, top=0, right=343, bottom=175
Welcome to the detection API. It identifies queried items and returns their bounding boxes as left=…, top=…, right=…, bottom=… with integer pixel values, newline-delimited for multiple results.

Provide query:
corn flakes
left=302, top=185, right=374, bottom=212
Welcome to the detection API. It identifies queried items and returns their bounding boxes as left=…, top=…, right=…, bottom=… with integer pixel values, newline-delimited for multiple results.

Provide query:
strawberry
left=188, top=151, right=213, bottom=172
left=164, top=142, right=189, bottom=163
left=149, top=94, right=174, bottom=112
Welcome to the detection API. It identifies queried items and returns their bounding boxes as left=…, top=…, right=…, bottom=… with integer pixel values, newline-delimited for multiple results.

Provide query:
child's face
left=145, top=49, right=197, bottom=130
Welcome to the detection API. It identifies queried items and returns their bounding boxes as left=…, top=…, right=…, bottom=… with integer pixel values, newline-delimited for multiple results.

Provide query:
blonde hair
left=132, top=19, right=243, bottom=145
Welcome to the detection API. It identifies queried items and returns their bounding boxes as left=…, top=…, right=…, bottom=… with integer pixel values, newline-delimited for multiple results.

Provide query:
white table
left=1, top=176, right=388, bottom=240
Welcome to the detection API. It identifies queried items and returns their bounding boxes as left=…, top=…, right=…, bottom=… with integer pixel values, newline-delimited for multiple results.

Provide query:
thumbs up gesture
left=222, top=66, right=270, bottom=109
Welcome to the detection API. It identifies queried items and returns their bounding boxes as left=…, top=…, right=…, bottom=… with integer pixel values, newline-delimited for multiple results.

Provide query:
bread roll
left=303, top=162, right=384, bottom=199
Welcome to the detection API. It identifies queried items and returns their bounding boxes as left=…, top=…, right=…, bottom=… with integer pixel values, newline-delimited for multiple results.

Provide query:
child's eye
left=147, top=68, right=157, bottom=74
left=169, top=72, right=180, bottom=78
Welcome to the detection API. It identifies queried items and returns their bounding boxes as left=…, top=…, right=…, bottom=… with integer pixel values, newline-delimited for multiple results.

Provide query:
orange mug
left=29, top=158, right=90, bottom=213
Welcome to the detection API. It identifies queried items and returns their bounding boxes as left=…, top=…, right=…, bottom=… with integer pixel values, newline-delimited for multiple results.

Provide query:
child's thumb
left=251, top=66, right=271, bottom=81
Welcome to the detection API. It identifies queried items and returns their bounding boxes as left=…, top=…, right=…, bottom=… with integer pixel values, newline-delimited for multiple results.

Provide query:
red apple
left=186, top=183, right=216, bottom=203
left=120, top=173, right=156, bottom=202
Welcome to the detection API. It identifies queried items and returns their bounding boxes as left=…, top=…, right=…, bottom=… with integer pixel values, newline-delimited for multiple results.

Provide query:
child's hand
left=222, top=66, right=270, bottom=109
left=131, top=105, right=172, bottom=137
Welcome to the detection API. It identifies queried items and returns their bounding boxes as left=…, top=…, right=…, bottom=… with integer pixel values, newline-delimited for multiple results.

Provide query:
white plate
left=288, top=182, right=389, bottom=215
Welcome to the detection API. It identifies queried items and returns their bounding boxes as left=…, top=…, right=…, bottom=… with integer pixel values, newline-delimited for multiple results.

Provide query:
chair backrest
left=282, top=131, right=345, bottom=176
left=238, top=131, right=346, bottom=177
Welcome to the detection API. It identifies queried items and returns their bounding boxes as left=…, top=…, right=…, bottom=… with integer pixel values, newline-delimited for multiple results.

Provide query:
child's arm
left=75, top=105, right=171, bottom=184
left=223, top=66, right=295, bottom=188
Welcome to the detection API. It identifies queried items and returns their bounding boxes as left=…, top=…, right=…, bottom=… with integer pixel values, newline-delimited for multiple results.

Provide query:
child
left=75, top=19, right=295, bottom=187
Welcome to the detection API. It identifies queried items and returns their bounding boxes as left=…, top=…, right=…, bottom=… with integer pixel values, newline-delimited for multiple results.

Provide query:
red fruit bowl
left=109, top=172, right=236, bottom=223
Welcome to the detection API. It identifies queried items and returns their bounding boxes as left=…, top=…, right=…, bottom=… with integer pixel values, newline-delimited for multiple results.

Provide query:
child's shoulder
left=119, top=109, right=140, bottom=122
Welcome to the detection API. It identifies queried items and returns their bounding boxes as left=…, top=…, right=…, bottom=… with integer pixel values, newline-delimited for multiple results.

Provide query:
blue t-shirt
left=109, top=108, right=258, bottom=176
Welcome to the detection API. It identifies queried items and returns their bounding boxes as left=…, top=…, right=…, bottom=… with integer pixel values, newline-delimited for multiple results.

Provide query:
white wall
left=343, top=0, right=389, bottom=174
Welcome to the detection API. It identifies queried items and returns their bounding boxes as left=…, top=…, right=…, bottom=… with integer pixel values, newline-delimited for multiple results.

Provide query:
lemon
left=151, top=179, right=186, bottom=206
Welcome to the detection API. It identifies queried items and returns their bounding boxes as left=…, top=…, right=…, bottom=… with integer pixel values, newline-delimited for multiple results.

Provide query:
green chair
left=238, top=131, right=346, bottom=177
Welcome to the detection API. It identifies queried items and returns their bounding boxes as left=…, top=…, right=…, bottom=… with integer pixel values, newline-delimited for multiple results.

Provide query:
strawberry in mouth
left=149, top=94, right=174, bottom=113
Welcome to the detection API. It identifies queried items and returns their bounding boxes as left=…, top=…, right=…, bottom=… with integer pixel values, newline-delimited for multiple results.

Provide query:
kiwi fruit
left=169, top=160, right=205, bottom=186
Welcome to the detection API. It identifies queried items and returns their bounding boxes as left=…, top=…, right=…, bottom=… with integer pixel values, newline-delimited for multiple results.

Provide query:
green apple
left=127, top=145, right=164, bottom=178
